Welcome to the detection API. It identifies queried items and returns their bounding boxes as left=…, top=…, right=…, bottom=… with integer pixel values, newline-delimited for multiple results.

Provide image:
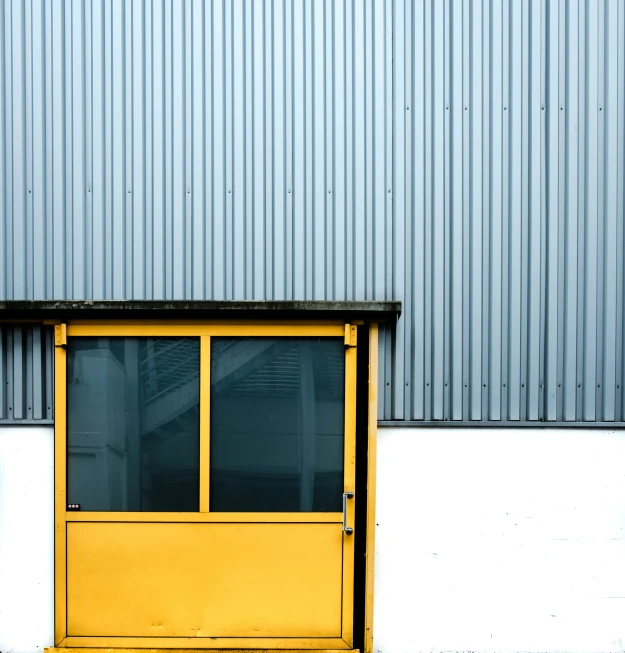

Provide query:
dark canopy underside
left=0, top=299, right=401, bottom=322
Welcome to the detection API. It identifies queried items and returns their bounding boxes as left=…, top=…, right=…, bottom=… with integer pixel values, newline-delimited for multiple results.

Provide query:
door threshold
left=43, top=646, right=360, bottom=653
left=45, top=649, right=359, bottom=653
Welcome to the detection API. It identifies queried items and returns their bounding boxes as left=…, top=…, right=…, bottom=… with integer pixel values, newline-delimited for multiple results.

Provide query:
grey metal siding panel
left=0, top=0, right=390, bottom=302
left=393, top=0, right=625, bottom=422
left=0, top=0, right=624, bottom=422
left=0, top=326, right=53, bottom=424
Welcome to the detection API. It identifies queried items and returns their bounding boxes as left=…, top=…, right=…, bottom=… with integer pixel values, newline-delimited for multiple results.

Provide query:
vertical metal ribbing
left=544, top=0, right=559, bottom=421
left=442, top=0, right=451, bottom=421
left=412, top=0, right=426, bottom=420
left=0, top=326, right=53, bottom=423
left=431, top=0, right=444, bottom=420
left=24, top=327, right=33, bottom=420
left=509, top=0, right=523, bottom=421
left=563, top=0, right=580, bottom=421
left=461, top=0, right=471, bottom=422
left=12, top=326, right=23, bottom=419
left=602, top=0, right=620, bottom=421
left=400, top=0, right=412, bottom=418
left=393, top=0, right=406, bottom=420
left=617, top=0, right=625, bottom=421
left=450, top=0, right=464, bottom=421
left=45, top=326, right=54, bottom=420
left=594, top=0, right=606, bottom=421
left=518, top=0, right=530, bottom=423
left=479, top=0, right=491, bottom=422
left=582, top=0, right=599, bottom=421
left=32, top=326, right=43, bottom=420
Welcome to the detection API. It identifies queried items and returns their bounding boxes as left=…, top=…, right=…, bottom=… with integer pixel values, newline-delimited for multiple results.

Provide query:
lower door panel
left=67, top=522, right=343, bottom=638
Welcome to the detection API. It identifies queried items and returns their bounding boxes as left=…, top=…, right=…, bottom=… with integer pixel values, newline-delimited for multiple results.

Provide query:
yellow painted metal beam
left=54, top=344, right=67, bottom=645
left=199, top=336, right=210, bottom=512
left=47, top=649, right=358, bottom=653
left=50, top=641, right=353, bottom=650
left=67, top=324, right=346, bottom=337
left=64, top=512, right=342, bottom=523
left=66, top=319, right=349, bottom=325
left=364, top=325, right=379, bottom=653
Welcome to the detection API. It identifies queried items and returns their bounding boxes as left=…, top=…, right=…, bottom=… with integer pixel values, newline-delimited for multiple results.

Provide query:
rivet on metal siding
left=522, top=383, right=525, bottom=388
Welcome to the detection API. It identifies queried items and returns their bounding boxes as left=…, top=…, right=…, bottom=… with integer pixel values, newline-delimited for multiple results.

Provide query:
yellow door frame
left=53, top=320, right=360, bottom=650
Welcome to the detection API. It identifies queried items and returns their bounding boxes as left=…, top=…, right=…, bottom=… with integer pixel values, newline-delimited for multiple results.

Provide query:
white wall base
left=374, top=427, right=625, bottom=653
left=3, top=424, right=625, bottom=653
left=0, top=427, right=54, bottom=653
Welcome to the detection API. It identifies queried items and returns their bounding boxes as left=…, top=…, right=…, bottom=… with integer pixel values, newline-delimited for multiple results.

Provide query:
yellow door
left=55, top=323, right=356, bottom=649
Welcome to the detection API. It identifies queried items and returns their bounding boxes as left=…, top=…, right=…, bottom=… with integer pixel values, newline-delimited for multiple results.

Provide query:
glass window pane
left=210, top=337, right=345, bottom=512
left=67, top=337, right=200, bottom=511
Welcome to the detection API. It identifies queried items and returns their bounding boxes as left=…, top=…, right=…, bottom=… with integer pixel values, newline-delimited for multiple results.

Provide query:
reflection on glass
left=67, top=337, right=200, bottom=511
left=210, top=337, right=345, bottom=512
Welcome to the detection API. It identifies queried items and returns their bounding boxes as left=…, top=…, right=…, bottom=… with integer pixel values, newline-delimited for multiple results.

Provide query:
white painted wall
left=3, top=424, right=625, bottom=653
left=0, top=427, right=54, bottom=653
left=374, top=427, right=625, bottom=653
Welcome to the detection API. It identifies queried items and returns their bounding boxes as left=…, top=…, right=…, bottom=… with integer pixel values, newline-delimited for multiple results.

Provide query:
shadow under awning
left=0, top=299, right=401, bottom=322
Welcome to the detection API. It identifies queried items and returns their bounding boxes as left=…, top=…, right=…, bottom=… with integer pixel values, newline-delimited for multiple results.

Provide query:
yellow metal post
left=54, top=336, right=67, bottom=645
left=364, top=324, right=379, bottom=653
left=199, top=336, right=211, bottom=512
left=54, top=323, right=67, bottom=347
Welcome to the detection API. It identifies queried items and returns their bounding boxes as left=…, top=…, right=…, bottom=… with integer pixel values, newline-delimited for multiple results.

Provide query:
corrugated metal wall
left=380, top=0, right=625, bottom=421
left=0, top=326, right=54, bottom=423
left=0, top=0, right=624, bottom=422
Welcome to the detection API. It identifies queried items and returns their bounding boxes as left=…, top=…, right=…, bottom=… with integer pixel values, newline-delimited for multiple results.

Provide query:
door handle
left=343, top=491, right=354, bottom=535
